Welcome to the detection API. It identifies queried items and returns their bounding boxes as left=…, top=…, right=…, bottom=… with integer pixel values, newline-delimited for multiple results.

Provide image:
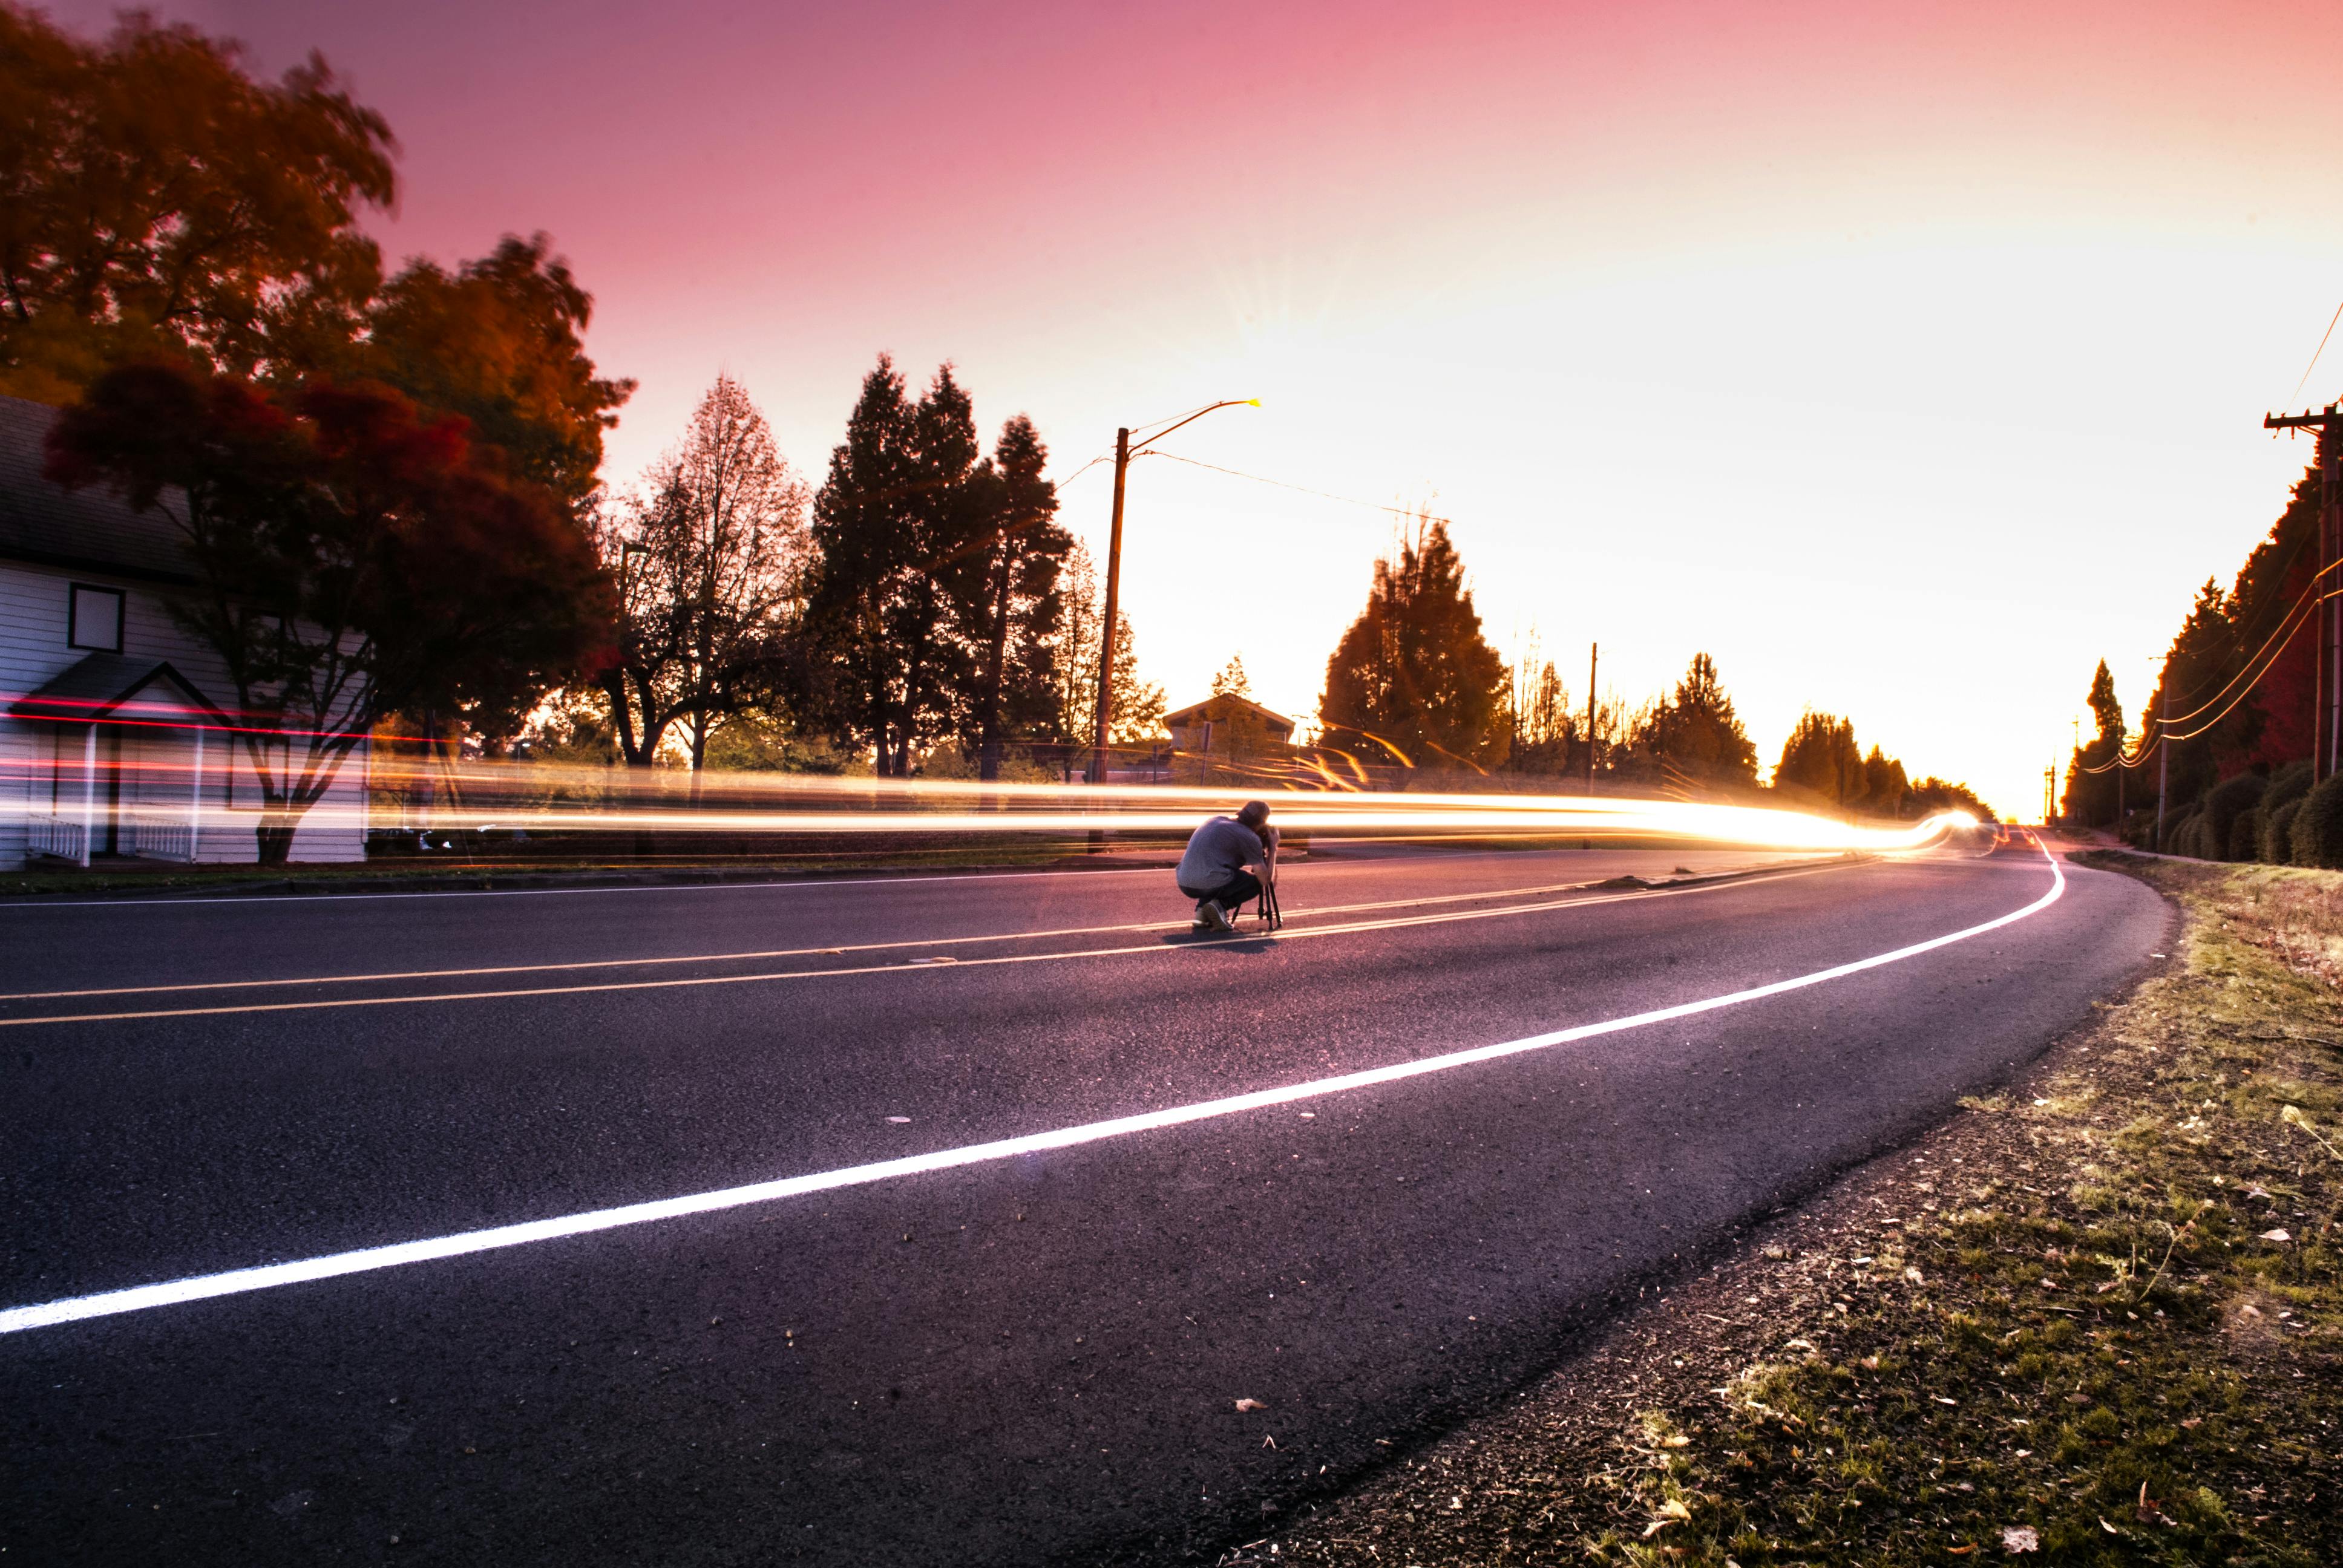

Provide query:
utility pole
left=1089, top=426, right=1132, bottom=785
left=2264, top=402, right=2341, bottom=782
left=1584, top=641, right=1598, bottom=797
left=1086, top=400, right=1256, bottom=786
left=2043, top=765, right=2054, bottom=828
left=2156, top=685, right=2170, bottom=851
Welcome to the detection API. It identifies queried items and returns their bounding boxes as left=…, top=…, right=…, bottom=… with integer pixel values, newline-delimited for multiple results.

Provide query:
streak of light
left=0, top=837, right=2062, bottom=1337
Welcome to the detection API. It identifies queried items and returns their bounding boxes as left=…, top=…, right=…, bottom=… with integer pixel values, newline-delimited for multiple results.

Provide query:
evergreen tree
left=1775, top=711, right=1867, bottom=808
left=1632, top=653, right=1758, bottom=790
left=1210, top=656, right=1253, bottom=699
left=2060, top=659, right=2128, bottom=825
left=805, top=357, right=993, bottom=774
left=968, top=413, right=1069, bottom=779
left=1050, top=539, right=1165, bottom=746
left=1318, top=517, right=1511, bottom=771
left=1861, top=745, right=1909, bottom=817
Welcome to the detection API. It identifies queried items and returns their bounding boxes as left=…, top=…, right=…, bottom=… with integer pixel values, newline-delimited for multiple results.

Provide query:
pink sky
left=52, top=0, right=2343, bottom=816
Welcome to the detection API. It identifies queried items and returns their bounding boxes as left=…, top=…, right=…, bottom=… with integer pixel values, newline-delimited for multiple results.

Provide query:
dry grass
left=1248, top=854, right=2342, bottom=1567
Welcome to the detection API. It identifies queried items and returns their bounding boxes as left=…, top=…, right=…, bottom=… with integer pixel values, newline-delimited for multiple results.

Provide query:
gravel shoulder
left=1242, top=852, right=2342, bottom=1566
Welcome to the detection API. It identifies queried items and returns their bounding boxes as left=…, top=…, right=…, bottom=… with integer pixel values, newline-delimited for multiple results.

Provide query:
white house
left=0, top=394, right=368, bottom=871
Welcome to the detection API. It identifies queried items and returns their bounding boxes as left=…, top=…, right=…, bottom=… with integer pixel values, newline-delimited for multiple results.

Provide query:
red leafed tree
left=46, top=358, right=610, bottom=863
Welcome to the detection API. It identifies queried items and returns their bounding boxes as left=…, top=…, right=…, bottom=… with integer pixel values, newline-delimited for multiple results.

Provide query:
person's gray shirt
left=1176, top=815, right=1265, bottom=893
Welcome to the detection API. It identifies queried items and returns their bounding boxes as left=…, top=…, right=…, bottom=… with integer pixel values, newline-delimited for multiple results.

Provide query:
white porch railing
left=25, top=813, right=89, bottom=864
left=122, top=810, right=198, bottom=863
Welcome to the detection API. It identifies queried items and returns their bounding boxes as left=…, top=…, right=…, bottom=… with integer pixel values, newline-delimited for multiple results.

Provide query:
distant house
left=0, top=394, right=367, bottom=870
left=1164, top=693, right=1296, bottom=758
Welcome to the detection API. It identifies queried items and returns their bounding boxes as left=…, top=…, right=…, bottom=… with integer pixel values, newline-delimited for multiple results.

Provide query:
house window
left=68, top=584, right=124, bottom=652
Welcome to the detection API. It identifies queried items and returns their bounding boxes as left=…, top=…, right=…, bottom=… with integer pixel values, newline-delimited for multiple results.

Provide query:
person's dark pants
left=1180, top=869, right=1260, bottom=913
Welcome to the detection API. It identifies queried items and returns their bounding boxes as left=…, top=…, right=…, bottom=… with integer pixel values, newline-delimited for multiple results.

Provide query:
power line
left=1139, top=450, right=1452, bottom=525
left=2287, top=296, right=2343, bottom=407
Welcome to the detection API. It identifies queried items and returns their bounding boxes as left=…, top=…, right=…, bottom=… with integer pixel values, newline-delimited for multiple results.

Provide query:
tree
left=1775, top=711, right=1867, bottom=809
left=805, top=358, right=994, bottom=774
left=0, top=7, right=396, bottom=402
left=968, top=414, right=1070, bottom=780
left=2061, top=659, right=2128, bottom=825
left=1211, top=655, right=1253, bottom=699
left=1051, top=539, right=1165, bottom=747
left=598, top=374, right=808, bottom=774
left=1319, top=516, right=1510, bottom=771
left=1908, top=776, right=1994, bottom=822
left=1632, top=653, right=1758, bottom=790
left=47, top=358, right=608, bottom=862
left=2142, top=581, right=2232, bottom=815
left=359, top=234, right=634, bottom=514
left=1861, top=745, right=1909, bottom=817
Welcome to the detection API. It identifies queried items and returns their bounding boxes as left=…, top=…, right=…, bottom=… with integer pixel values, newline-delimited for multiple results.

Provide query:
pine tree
left=1633, top=653, right=1758, bottom=791
left=1318, top=517, right=1511, bottom=771
left=1775, top=711, right=1867, bottom=808
left=969, top=414, right=1070, bottom=780
left=805, top=358, right=993, bottom=774
left=1210, top=656, right=1252, bottom=699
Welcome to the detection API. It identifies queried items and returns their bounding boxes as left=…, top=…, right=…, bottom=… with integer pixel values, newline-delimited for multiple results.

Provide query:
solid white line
left=0, top=841, right=2065, bottom=1336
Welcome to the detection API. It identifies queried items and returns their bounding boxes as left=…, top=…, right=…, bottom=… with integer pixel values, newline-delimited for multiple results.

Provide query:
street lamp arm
left=1126, top=399, right=1257, bottom=457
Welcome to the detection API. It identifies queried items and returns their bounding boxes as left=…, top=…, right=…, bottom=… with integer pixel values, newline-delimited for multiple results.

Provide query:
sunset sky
left=53, top=0, right=2343, bottom=818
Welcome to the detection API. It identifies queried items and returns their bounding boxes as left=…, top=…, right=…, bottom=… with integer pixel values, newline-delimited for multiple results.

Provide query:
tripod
left=1254, top=839, right=1283, bottom=930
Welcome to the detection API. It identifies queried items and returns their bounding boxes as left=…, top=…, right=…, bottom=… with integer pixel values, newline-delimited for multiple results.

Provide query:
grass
left=1262, top=855, right=2342, bottom=1566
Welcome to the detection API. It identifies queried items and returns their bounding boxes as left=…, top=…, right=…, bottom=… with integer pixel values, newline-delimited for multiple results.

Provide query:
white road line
left=0, top=841, right=2065, bottom=1336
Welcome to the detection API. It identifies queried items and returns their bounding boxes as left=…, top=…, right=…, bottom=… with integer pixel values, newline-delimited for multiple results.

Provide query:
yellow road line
left=0, top=864, right=1848, bottom=1029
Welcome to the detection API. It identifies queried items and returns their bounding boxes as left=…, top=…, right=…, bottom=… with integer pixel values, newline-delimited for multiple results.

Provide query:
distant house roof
left=0, top=394, right=198, bottom=584
left=8, top=652, right=228, bottom=728
left=1163, top=693, right=1296, bottom=735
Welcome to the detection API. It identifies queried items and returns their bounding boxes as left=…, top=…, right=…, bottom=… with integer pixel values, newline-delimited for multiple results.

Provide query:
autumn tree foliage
left=45, top=359, right=607, bottom=861
left=1319, top=517, right=1511, bottom=771
left=0, top=7, right=397, bottom=401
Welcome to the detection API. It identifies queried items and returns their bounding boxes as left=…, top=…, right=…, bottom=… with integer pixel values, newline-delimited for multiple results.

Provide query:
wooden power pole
left=2264, top=402, right=2341, bottom=782
left=1089, top=426, right=1132, bottom=786
left=1584, top=641, right=1598, bottom=796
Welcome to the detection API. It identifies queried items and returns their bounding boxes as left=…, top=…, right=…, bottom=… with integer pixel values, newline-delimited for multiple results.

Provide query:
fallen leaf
left=1234, top=1398, right=1267, bottom=1412
left=2259, top=1229, right=2292, bottom=1243
left=1936, top=1397, right=1959, bottom=1406
left=886, top=1116, right=911, bottom=1124
left=2100, top=1517, right=2122, bottom=1535
left=2065, top=1393, right=2092, bottom=1405
left=2180, top=1417, right=2202, bottom=1429
left=2002, top=1523, right=2040, bottom=1552
left=1660, top=1434, right=1691, bottom=1448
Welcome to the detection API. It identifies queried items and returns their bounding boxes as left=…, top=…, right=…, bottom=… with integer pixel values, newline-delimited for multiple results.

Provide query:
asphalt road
left=0, top=838, right=2168, bottom=1565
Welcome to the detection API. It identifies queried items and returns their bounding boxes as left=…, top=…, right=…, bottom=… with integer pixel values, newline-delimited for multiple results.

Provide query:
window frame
left=67, top=583, right=125, bottom=653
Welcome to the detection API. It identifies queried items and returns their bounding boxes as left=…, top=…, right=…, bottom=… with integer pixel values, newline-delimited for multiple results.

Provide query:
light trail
left=0, top=838, right=2063, bottom=1337
left=2, top=754, right=1978, bottom=857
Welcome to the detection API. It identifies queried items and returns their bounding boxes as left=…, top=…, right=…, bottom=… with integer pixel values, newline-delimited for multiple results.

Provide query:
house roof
left=0, top=394, right=198, bottom=584
left=8, top=652, right=228, bottom=728
left=1163, top=693, right=1296, bottom=732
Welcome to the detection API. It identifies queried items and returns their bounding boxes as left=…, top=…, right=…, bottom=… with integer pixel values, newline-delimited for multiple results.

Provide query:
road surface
left=0, top=838, right=2167, bottom=1564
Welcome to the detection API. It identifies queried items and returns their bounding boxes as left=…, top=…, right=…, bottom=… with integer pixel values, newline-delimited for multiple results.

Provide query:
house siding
left=0, top=559, right=368, bottom=869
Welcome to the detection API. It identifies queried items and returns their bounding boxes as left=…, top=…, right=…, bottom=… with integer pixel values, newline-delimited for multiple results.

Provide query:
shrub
left=2162, top=811, right=2201, bottom=857
left=2264, top=798, right=2302, bottom=864
left=2291, top=773, right=2343, bottom=868
left=2230, top=805, right=2266, bottom=863
left=2264, top=758, right=2313, bottom=814
left=2201, top=773, right=2267, bottom=859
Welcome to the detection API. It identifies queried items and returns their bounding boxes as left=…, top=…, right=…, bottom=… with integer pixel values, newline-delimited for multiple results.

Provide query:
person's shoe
left=1200, top=900, right=1235, bottom=933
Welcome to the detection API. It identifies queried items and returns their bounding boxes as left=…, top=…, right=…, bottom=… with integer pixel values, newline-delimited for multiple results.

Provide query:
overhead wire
left=2285, top=295, right=2343, bottom=408
left=1138, top=449, right=1452, bottom=525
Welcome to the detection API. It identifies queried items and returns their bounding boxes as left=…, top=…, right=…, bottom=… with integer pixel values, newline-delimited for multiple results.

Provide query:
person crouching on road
left=1178, top=800, right=1271, bottom=932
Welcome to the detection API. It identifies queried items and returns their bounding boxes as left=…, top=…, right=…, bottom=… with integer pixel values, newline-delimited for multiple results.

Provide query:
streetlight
left=1089, top=399, right=1259, bottom=784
